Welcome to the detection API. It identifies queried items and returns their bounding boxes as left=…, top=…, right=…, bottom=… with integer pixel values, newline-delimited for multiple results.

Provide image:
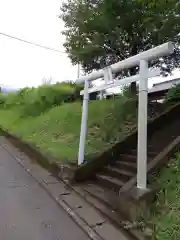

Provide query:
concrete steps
left=115, top=161, right=137, bottom=173
left=91, top=117, right=180, bottom=195
left=96, top=174, right=125, bottom=192
left=104, top=166, right=135, bottom=181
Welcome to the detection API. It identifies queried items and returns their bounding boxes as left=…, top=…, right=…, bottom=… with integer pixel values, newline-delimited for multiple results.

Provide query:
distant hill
left=1, top=87, right=19, bottom=93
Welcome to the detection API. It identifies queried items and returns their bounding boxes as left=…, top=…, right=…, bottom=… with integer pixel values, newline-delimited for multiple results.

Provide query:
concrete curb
left=0, top=127, right=77, bottom=183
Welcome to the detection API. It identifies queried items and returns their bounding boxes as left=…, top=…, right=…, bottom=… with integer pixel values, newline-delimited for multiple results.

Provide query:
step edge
left=97, top=174, right=125, bottom=186
left=105, top=166, right=135, bottom=177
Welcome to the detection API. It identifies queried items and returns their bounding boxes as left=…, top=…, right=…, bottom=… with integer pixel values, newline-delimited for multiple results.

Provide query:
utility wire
left=0, top=31, right=66, bottom=53
left=0, top=31, right=81, bottom=78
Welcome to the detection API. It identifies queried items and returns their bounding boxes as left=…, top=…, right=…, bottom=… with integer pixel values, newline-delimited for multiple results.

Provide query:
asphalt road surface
left=0, top=143, right=90, bottom=240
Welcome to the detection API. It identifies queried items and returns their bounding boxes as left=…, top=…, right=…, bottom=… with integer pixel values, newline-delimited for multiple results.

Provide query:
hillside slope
left=143, top=153, right=180, bottom=239
left=0, top=82, right=170, bottom=164
left=0, top=97, right=137, bottom=163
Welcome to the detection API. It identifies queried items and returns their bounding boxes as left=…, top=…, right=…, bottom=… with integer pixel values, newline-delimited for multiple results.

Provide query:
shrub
left=88, top=96, right=137, bottom=143
left=3, top=92, right=22, bottom=108
left=0, top=93, right=8, bottom=105
left=164, top=84, right=180, bottom=103
left=20, top=83, right=76, bottom=116
left=0, top=82, right=84, bottom=116
left=120, top=84, right=138, bottom=100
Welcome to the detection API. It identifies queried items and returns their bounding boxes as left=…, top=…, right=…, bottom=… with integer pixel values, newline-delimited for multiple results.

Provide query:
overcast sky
left=0, top=0, right=179, bottom=89
left=0, top=0, right=79, bottom=88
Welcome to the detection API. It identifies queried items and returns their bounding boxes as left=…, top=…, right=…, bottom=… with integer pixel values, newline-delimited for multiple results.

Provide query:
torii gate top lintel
left=75, top=42, right=174, bottom=85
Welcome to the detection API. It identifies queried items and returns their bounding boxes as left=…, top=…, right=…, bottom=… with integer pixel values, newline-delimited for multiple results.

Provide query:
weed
left=144, top=154, right=180, bottom=239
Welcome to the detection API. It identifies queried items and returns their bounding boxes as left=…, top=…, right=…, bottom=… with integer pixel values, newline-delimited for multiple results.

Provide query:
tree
left=60, top=0, right=180, bottom=94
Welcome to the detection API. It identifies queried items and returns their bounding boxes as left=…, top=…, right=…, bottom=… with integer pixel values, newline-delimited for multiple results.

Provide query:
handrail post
left=137, top=60, right=148, bottom=189
left=78, top=79, right=89, bottom=165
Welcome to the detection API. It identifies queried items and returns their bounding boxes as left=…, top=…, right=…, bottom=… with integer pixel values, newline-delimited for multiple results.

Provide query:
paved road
left=0, top=143, right=90, bottom=240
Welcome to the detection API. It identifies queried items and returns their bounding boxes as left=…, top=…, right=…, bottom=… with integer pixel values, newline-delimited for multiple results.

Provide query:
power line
left=0, top=31, right=66, bottom=53
left=0, top=31, right=81, bottom=78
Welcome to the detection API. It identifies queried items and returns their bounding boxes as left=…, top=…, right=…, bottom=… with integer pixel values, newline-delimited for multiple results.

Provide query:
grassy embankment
left=140, top=153, right=180, bottom=239
left=0, top=82, right=137, bottom=164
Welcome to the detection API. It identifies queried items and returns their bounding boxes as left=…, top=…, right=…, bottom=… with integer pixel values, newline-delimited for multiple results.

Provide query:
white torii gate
left=75, top=42, right=174, bottom=190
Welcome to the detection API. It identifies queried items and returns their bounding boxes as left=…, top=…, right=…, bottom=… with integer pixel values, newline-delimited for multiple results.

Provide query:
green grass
left=0, top=97, right=137, bottom=164
left=143, top=154, right=180, bottom=239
